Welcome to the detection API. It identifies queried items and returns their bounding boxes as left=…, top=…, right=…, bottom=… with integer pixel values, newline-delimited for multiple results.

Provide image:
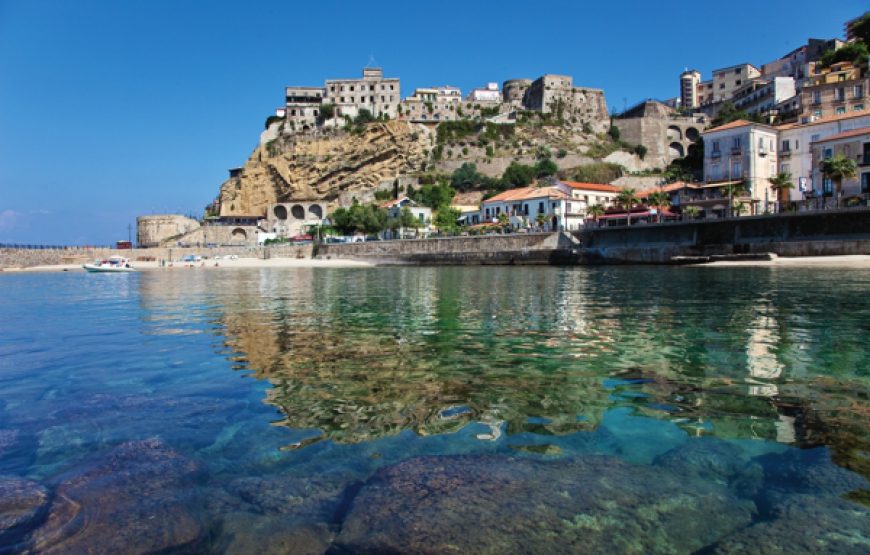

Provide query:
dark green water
left=0, top=266, right=868, bottom=553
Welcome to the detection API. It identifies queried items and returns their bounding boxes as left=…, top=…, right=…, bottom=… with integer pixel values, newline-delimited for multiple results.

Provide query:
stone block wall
left=137, top=215, right=201, bottom=248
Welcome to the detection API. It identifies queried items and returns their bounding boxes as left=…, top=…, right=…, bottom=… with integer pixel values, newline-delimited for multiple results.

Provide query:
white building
left=381, top=197, right=432, bottom=236
left=554, top=181, right=622, bottom=229
left=480, top=186, right=569, bottom=230
left=702, top=119, right=779, bottom=213
left=711, top=63, right=762, bottom=104
left=466, top=82, right=501, bottom=103
left=284, top=86, right=326, bottom=130
left=731, top=77, right=796, bottom=117
left=777, top=110, right=870, bottom=200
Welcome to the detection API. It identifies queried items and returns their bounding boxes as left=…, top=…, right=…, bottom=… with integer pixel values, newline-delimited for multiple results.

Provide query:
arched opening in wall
left=291, top=205, right=305, bottom=220
left=274, top=205, right=288, bottom=220
left=668, top=142, right=685, bottom=158
left=667, top=125, right=683, bottom=141
left=686, top=127, right=700, bottom=141
left=302, top=125, right=311, bottom=132
left=309, top=204, right=323, bottom=219
left=687, top=143, right=700, bottom=158
left=231, top=228, right=247, bottom=241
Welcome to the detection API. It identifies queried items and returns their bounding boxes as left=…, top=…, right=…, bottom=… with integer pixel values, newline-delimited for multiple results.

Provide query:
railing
left=0, top=243, right=113, bottom=250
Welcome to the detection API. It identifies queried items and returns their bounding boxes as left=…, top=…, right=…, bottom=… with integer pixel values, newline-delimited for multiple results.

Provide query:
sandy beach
left=702, top=254, right=870, bottom=268
left=0, top=256, right=374, bottom=273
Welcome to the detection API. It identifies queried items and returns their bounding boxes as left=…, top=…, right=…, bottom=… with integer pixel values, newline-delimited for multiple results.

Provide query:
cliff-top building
left=325, top=67, right=401, bottom=120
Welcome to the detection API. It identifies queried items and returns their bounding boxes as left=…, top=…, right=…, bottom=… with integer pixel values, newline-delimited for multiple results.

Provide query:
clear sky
left=0, top=0, right=866, bottom=244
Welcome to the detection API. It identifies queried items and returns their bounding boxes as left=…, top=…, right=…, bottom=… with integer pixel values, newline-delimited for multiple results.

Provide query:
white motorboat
left=82, top=255, right=136, bottom=273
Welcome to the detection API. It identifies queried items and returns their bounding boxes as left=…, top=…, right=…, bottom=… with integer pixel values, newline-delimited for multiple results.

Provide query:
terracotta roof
left=559, top=181, right=623, bottom=193
left=636, top=182, right=700, bottom=197
left=810, top=126, right=870, bottom=143
left=704, top=119, right=775, bottom=133
left=484, top=186, right=568, bottom=203
left=777, top=108, right=870, bottom=130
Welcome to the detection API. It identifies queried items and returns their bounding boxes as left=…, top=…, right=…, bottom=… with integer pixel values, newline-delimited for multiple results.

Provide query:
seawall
left=0, top=244, right=312, bottom=269
left=579, top=209, right=870, bottom=264
left=317, top=232, right=579, bottom=265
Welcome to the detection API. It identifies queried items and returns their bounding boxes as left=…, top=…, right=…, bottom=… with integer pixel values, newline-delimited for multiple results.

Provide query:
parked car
left=181, top=254, right=202, bottom=263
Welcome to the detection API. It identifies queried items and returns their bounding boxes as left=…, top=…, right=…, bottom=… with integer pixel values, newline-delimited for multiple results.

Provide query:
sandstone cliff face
left=219, top=121, right=431, bottom=217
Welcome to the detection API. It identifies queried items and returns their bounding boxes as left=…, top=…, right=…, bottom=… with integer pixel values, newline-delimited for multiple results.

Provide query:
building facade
left=466, top=82, right=501, bottom=103
left=778, top=111, right=870, bottom=199
left=702, top=120, right=779, bottom=213
left=810, top=127, right=870, bottom=200
left=324, top=67, right=401, bottom=120
left=731, top=77, right=796, bottom=117
left=480, top=186, right=569, bottom=230
left=712, top=64, right=762, bottom=104
left=554, top=181, right=622, bottom=229
left=680, top=70, right=702, bottom=109
left=798, top=62, right=867, bottom=121
left=284, top=86, right=325, bottom=130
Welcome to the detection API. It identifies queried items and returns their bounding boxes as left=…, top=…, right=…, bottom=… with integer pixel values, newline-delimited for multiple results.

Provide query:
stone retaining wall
left=0, top=244, right=312, bottom=268
left=317, top=232, right=578, bottom=265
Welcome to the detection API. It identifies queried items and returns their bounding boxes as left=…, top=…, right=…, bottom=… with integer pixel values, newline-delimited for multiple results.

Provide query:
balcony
left=860, top=155, right=870, bottom=167
left=780, top=149, right=792, bottom=158
left=711, top=150, right=722, bottom=158
left=730, top=147, right=743, bottom=155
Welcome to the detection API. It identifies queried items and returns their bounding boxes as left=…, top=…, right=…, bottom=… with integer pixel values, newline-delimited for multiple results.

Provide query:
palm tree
left=820, top=154, right=858, bottom=206
left=768, top=173, right=794, bottom=212
left=720, top=181, right=750, bottom=217
left=646, top=191, right=671, bottom=222
left=586, top=204, right=605, bottom=223
left=682, top=206, right=701, bottom=220
left=616, top=188, right=639, bottom=226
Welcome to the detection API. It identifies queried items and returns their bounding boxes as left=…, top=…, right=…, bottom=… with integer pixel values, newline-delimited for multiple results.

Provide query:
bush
left=556, top=148, right=568, bottom=159
left=317, top=103, right=334, bottom=125
left=462, top=147, right=469, bottom=156
left=265, top=115, right=283, bottom=129
left=486, top=145, right=494, bottom=157
left=608, top=125, right=620, bottom=141
left=633, top=145, right=648, bottom=160
left=582, top=122, right=594, bottom=134
left=436, top=120, right=480, bottom=144
left=570, top=162, right=624, bottom=183
left=502, top=162, right=536, bottom=187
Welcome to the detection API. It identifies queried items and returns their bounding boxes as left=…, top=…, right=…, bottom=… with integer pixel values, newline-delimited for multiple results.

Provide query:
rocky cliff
left=219, top=121, right=431, bottom=216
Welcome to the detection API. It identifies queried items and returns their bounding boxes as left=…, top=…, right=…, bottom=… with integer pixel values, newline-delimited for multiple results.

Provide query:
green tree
left=502, top=162, right=537, bottom=187
left=682, top=206, right=701, bottom=220
left=586, top=204, right=605, bottom=222
left=820, top=154, right=858, bottom=203
left=647, top=191, right=671, bottom=221
left=608, top=125, right=620, bottom=141
left=768, top=172, right=795, bottom=208
left=819, top=41, right=869, bottom=68
left=413, top=181, right=456, bottom=210
left=451, top=163, right=484, bottom=192
left=535, top=213, right=547, bottom=228
left=710, top=102, right=762, bottom=127
left=616, top=188, right=639, bottom=226
left=433, top=207, right=461, bottom=234
left=317, top=103, right=335, bottom=125
left=850, top=12, right=870, bottom=45
left=535, top=158, right=558, bottom=178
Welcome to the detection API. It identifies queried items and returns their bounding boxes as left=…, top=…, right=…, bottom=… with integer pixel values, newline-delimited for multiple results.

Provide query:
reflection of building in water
left=745, top=304, right=784, bottom=398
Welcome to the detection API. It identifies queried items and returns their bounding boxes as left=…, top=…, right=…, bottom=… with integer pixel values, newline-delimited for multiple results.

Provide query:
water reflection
left=139, top=266, right=870, bottom=478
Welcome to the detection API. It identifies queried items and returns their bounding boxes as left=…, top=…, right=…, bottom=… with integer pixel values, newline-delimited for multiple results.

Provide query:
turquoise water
left=0, top=266, right=868, bottom=553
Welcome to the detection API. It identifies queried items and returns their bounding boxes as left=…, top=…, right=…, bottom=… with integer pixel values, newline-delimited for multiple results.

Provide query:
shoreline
left=4, top=254, right=870, bottom=273
left=0, top=257, right=374, bottom=273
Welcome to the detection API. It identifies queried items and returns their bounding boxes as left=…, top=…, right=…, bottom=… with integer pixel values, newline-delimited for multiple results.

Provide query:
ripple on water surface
left=0, top=266, right=868, bottom=553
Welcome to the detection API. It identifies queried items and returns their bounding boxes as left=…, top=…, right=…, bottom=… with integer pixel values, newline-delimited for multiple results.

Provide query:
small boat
left=83, top=255, right=136, bottom=273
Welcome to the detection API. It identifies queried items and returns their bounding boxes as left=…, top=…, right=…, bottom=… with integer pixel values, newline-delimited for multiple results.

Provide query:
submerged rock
left=333, top=454, right=756, bottom=554
left=710, top=494, right=870, bottom=554
left=220, top=512, right=333, bottom=555
left=0, top=475, right=49, bottom=548
left=754, top=447, right=868, bottom=505
left=27, top=438, right=208, bottom=554
left=654, top=437, right=763, bottom=497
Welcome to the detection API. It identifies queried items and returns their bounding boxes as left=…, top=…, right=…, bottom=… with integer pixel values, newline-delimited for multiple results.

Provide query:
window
left=780, top=163, right=790, bottom=174
left=812, top=91, right=821, bottom=104
left=836, top=107, right=846, bottom=115
left=824, top=147, right=833, bottom=159
left=719, top=84, right=726, bottom=89
left=711, top=164, right=720, bottom=180
left=732, top=137, right=741, bottom=149
left=712, top=140, right=720, bottom=153
left=862, top=173, right=869, bottom=193
left=732, top=161, right=742, bottom=177
left=782, top=140, right=790, bottom=151
left=823, top=177, right=833, bottom=195
left=735, top=68, right=741, bottom=74
left=855, top=104, right=865, bottom=111
left=813, top=110, right=822, bottom=117
left=736, top=80, right=742, bottom=86
left=811, top=134, right=820, bottom=143
left=350, top=86, right=354, bottom=91
left=836, top=87, right=845, bottom=102
left=524, top=204, right=529, bottom=215
left=855, top=85, right=864, bottom=98
left=538, top=202, right=544, bottom=214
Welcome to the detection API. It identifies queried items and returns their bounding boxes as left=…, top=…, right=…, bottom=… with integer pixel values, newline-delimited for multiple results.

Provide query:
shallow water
left=0, top=266, right=868, bottom=553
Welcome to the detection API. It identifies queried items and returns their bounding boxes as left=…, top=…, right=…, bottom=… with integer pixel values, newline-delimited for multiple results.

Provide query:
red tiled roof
left=637, top=182, right=700, bottom=197
left=559, top=181, right=622, bottom=193
left=484, top=186, right=568, bottom=203
left=811, top=126, right=870, bottom=144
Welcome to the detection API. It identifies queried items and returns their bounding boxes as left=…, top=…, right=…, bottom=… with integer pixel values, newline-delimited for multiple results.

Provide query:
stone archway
left=274, top=205, right=288, bottom=220
left=231, top=228, right=247, bottom=241
left=686, top=127, right=700, bottom=141
left=668, top=142, right=685, bottom=158
left=667, top=125, right=682, bottom=141
left=309, top=204, right=323, bottom=219
left=291, top=205, right=305, bottom=220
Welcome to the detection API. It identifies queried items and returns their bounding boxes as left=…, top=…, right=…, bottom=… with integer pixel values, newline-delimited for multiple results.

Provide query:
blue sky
left=0, top=0, right=866, bottom=244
